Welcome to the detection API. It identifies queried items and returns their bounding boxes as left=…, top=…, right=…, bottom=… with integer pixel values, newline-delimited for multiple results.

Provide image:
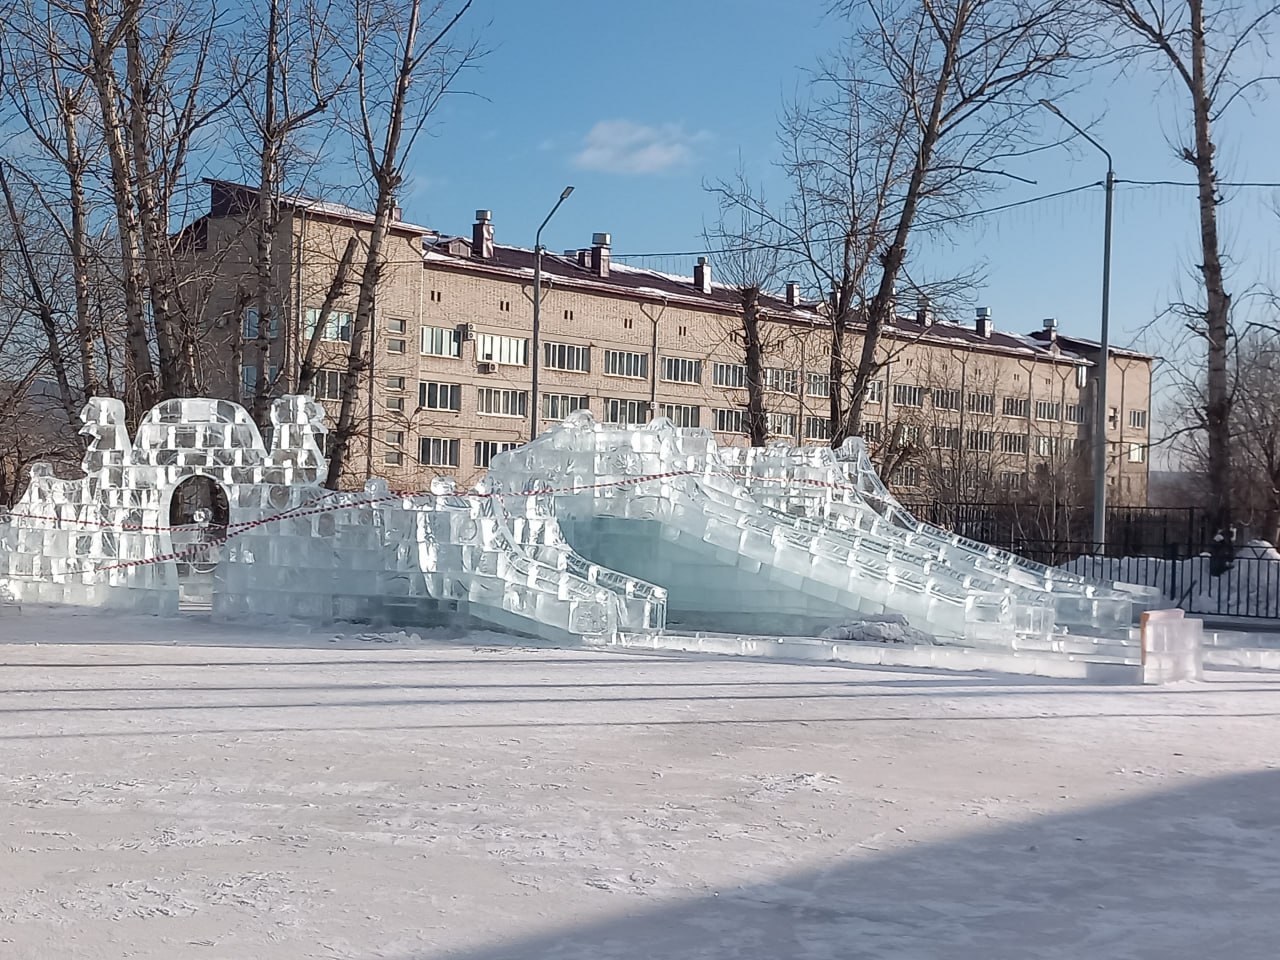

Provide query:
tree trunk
left=82, top=0, right=158, bottom=413
left=828, top=306, right=846, bottom=448
left=742, top=286, right=767, bottom=446
left=61, top=92, right=100, bottom=400
left=1188, top=0, right=1234, bottom=573
left=298, top=236, right=361, bottom=395
left=250, top=0, right=281, bottom=429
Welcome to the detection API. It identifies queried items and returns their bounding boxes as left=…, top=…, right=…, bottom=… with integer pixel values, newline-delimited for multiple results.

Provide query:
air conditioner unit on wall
left=456, top=322, right=475, bottom=341
left=478, top=361, right=497, bottom=374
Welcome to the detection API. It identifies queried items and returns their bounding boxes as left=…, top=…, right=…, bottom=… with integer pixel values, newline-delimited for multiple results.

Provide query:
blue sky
left=409, top=0, right=1280, bottom=358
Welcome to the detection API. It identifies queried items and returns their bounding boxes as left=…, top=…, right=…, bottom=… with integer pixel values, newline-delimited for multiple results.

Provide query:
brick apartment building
left=184, top=180, right=1153, bottom=504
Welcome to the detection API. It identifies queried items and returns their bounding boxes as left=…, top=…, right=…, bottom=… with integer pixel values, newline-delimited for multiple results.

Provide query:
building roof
left=426, top=235, right=1092, bottom=367
left=203, top=179, right=437, bottom=237
left=1027, top=329, right=1154, bottom=361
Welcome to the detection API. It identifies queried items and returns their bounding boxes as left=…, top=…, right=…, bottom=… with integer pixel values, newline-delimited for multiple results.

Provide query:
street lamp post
left=530, top=186, right=575, bottom=441
left=1041, top=100, right=1114, bottom=553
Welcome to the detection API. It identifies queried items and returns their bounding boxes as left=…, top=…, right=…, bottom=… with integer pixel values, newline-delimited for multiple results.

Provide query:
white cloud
left=572, top=120, right=709, bottom=175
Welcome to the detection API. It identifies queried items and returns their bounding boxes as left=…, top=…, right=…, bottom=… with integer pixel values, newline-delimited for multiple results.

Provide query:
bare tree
left=223, top=0, right=350, bottom=428
left=829, top=0, right=1083, bottom=442
left=1095, top=0, right=1279, bottom=570
left=325, top=0, right=478, bottom=488
left=706, top=170, right=784, bottom=446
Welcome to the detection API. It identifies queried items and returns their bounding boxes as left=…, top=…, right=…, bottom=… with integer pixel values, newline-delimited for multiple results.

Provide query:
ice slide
left=487, top=413, right=1158, bottom=646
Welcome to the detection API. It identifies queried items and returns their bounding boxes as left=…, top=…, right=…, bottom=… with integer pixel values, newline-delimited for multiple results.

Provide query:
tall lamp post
left=530, top=185, right=575, bottom=441
left=1040, top=100, right=1114, bottom=553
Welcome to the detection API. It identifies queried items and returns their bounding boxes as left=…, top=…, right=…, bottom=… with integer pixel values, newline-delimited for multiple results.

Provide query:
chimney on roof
left=393, top=205, right=403, bottom=222
left=916, top=296, right=934, bottom=327
left=694, top=256, right=712, bottom=294
left=1042, top=316, right=1058, bottom=345
left=785, top=281, right=800, bottom=307
left=576, top=249, right=589, bottom=267
left=563, top=249, right=577, bottom=258
left=590, top=232, right=611, bottom=278
left=471, top=209, right=494, bottom=260
left=975, top=306, right=993, bottom=339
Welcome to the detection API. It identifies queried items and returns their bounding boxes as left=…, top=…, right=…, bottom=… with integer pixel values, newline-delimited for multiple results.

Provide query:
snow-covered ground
left=2, top=609, right=1279, bottom=959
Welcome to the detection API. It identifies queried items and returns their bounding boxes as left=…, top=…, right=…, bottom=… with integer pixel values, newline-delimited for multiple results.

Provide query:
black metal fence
left=903, top=501, right=1280, bottom=621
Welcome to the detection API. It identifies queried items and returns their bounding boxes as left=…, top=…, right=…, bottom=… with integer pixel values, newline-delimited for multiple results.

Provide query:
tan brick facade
left=184, top=184, right=1152, bottom=505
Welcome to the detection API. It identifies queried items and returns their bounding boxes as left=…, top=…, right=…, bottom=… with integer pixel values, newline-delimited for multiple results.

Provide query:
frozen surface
left=1, top=609, right=1278, bottom=959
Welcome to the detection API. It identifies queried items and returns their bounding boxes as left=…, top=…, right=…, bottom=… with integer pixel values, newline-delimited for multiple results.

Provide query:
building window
left=807, top=373, right=830, bottom=399
left=1076, top=365, right=1089, bottom=388
left=966, top=430, right=993, bottom=452
left=1129, top=442, right=1146, bottom=463
left=387, top=338, right=406, bottom=354
left=1129, top=409, right=1148, bottom=429
left=660, top=356, right=702, bottom=384
left=677, top=324, right=688, bottom=337
left=767, top=412, right=796, bottom=437
left=1064, top=403, right=1086, bottom=423
left=714, top=408, right=746, bottom=434
left=563, top=309, right=574, bottom=321
left=713, top=362, right=746, bottom=388
left=892, top=383, right=924, bottom=407
left=242, top=307, right=280, bottom=340
left=623, top=318, right=634, bottom=330
left=499, top=300, right=511, bottom=313
left=429, top=290, right=443, bottom=303
left=1001, top=432, right=1028, bottom=455
left=893, top=464, right=918, bottom=487
left=386, top=395, right=405, bottom=413
left=387, top=317, right=406, bottom=334
left=604, top=397, right=649, bottom=425
left=476, top=387, right=528, bottom=418
left=386, top=376, right=405, bottom=391
left=866, top=380, right=884, bottom=404
left=304, top=307, right=352, bottom=343
left=310, top=368, right=342, bottom=401
left=933, top=388, right=961, bottom=411
left=1036, top=435, right=1066, bottom=457
left=543, top=393, right=589, bottom=421
left=385, top=430, right=404, bottom=466
left=419, top=381, right=462, bottom=411
left=805, top=416, right=831, bottom=441
left=240, top=364, right=278, bottom=397
left=604, top=349, right=648, bottom=379
left=763, top=367, right=798, bottom=395
left=418, top=436, right=458, bottom=467
left=862, top=420, right=882, bottom=443
left=421, top=325, right=461, bottom=358
left=1035, top=400, right=1061, bottom=421
left=968, top=392, right=994, bottom=415
left=901, top=424, right=920, bottom=444
left=1000, top=471, right=1024, bottom=491
left=1003, top=397, right=1030, bottom=418
left=659, top=403, right=700, bottom=427
left=933, top=426, right=960, bottom=450
left=476, top=333, right=528, bottom=366
left=544, top=342, right=591, bottom=372
left=474, top=440, right=521, bottom=467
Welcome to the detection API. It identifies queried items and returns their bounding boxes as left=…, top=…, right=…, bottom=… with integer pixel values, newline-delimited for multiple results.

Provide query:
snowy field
left=2, top=609, right=1279, bottom=959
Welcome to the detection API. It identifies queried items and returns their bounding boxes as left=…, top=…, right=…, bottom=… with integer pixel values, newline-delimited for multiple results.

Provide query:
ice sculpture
left=486, top=412, right=1160, bottom=648
left=0, top=396, right=1155, bottom=652
left=0, top=396, right=664, bottom=641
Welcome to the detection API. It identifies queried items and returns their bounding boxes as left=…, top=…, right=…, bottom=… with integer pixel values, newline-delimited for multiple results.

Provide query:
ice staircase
left=488, top=413, right=1157, bottom=651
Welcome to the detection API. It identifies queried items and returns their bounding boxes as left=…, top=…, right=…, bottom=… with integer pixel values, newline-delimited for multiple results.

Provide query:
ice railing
left=488, top=412, right=1150, bottom=646
left=0, top=396, right=663, bottom=640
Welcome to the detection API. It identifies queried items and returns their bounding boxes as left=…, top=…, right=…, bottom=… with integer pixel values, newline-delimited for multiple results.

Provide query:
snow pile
left=1060, top=541, right=1280, bottom=618
left=820, top=613, right=937, bottom=645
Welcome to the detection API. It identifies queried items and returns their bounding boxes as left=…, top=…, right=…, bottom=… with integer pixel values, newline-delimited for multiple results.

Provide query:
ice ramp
left=487, top=413, right=1150, bottom=646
